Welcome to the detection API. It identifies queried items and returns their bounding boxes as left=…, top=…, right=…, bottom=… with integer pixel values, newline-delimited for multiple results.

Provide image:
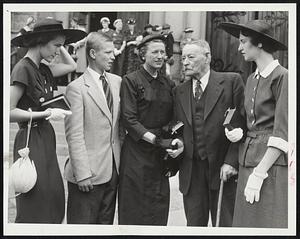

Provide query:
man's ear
left=89, top=49, right=96, bottom=60
left=206, top=52, right=212, bottom=65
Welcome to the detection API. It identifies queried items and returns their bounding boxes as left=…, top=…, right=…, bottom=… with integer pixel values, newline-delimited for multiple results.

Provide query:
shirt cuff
left=267, top=136, right=288, bottom=153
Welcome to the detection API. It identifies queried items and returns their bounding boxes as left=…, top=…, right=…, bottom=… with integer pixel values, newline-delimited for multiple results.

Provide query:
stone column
left=149, top=12, right=165, bottom=26
left=186, top=11, right=206, bottom=39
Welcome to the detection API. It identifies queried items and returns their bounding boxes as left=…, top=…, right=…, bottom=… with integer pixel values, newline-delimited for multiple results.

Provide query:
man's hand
left=225, top=127, right=243, bottom=142
left=78, top=178, right=93, bottom=192
left=220, top=163, right=238, bottom=182
left=166, top=138, right=184, bottom=158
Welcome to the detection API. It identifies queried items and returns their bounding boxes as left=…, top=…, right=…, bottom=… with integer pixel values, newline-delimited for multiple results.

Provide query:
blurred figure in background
left=14, top=16, right=37, bottom=65
left=162, top=23, right=175, bottom=78
left=142, top=23, right=153, bottom=37
left=180, top=27, right=195, bottom=51
left=152, top=25, right=162, bottom=35
left=123, top=18, right=142, bottom=74
left=18, top=16, right=36, bottom=36
left=69, top=17, right=88, bottom=79
left=98, top=17, right=114, bottom=39
left=111, top=19, right=126, bottom=76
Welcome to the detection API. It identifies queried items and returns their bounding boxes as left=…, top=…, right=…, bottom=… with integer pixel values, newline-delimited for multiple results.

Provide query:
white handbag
left=9, top=109, right=37, bottom=196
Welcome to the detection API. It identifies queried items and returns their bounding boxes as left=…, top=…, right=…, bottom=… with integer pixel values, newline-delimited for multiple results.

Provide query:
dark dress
left=233, top=62, right=288, bottom=228
left=118, top=66, right=175, bottom=225
left=11, top=57, right=65, bottom=223
left=123, top=29, right=142, bottom=75
left=110, top=30, right=125, bottom=76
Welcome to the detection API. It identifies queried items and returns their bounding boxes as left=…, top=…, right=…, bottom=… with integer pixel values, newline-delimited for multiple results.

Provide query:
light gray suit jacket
left=64, top=69, right=122, bottom=185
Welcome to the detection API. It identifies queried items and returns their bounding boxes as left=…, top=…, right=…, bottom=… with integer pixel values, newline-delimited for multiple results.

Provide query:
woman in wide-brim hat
left=219, top=20, right=288, bottom=228
left=10, top=18, right=86, bottom=223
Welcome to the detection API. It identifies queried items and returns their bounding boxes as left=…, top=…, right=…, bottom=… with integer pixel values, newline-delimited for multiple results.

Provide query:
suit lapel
left=178, top=80, right=193, bottom=126
left=204, top=71, right=224, bottom=120
left=83, top=70, right=112, bottom=125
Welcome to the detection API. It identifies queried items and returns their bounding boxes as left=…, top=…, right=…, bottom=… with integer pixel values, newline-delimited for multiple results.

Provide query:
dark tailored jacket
left=173, top=70, right=245, bottom=195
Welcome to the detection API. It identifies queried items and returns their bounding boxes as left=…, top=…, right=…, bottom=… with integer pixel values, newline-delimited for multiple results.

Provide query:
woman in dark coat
left=123, top=18, right=142, bottom=75
left=118, top=34, right=183, bottom=225
left=10, top=18, right=86, bottom=223
left=110, top=19, right=126, bottom=76
left=220, top=20, right=288, bottom=228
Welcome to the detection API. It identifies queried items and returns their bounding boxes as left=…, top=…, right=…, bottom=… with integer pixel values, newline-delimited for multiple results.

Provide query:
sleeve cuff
left=267, top=136, right=288, bottom=153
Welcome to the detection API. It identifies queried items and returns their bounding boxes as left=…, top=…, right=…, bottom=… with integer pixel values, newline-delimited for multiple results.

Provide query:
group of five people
left=10, top=17, right=288, bottom=228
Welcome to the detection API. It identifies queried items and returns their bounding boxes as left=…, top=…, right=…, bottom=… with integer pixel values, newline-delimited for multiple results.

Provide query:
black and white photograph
left=3, top=3, right=297, bottom=236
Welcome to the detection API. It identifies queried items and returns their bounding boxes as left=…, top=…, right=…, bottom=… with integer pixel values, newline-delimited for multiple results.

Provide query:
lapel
left=83, top=70, right=112, bottom=125
left=178, top=80, right=193, bottom=126
left=204, top=70, right=224, bottom=120
left=106, top=73, right=120, bottom=128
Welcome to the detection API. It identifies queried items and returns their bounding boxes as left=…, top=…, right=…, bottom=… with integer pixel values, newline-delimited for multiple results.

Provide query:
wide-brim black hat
left=219, top=20, right=287, bottom=50
left=137, top=34, right=166, bottom=49
left=11, top=18, right=87, bottom=47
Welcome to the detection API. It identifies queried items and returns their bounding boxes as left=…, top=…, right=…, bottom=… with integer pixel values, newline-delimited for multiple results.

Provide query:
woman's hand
left=166, top=138, right=184, bottom=158
left=225, top=127, right=243, bottom=142
left=244, top=167, right=268, bottom=204
left=45, top=108, right=72, bottom=121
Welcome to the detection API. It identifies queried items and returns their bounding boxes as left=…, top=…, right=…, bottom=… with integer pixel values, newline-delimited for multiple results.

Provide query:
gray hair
left=186, top=39, right=211, bottom=52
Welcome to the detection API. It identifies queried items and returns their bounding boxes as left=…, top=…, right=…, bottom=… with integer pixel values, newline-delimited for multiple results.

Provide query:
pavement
left=6, top=87, right=187, bottom=226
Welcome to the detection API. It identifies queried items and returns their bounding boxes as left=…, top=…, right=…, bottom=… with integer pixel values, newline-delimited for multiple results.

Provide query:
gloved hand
left=244, top=167, right=268, bottom=204
left=225, top=127, right=243, bottom=142
left=45, top=108, right=72, bottom=121
left=155, top=137, right=173, bottom=149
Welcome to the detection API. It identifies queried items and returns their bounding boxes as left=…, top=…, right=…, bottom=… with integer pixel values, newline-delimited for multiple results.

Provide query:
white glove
left=114, top=48, right=121, bottom=56
left=45, top=108, right=72, bottom=121
left=225, top=127, right=243, bottom=142
left=244, top=167, right=268, bottom=204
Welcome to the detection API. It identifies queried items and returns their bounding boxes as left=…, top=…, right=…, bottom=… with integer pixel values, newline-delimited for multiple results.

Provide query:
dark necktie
left=100, top=75, right=113, bottom=114
left=194, top=79, right=203, bottom=101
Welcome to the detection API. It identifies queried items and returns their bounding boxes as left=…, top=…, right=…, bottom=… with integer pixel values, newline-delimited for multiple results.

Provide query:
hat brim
left=219, top=22, right=287, bottom=50
left=11, top=29, right=87, bottom=47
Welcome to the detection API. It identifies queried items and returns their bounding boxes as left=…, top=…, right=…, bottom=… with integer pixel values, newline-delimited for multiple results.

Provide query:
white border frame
left=3, top=3, right=297, bottom=236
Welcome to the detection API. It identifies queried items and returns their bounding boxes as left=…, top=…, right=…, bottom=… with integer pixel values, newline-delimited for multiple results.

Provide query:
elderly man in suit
left=64, top=32, right=122, bottom=224
left=169, top=39, right=245, bottom=226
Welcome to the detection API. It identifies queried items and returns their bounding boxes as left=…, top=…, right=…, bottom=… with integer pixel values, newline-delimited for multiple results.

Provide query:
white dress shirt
left=87, top=66, right=109, bottom=105
left=192, top=70, right=210, bottom=97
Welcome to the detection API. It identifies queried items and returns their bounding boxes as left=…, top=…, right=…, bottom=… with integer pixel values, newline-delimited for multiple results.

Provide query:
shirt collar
left=254, top=60, right=280, bottom=79
left=193, top=69, right=210, bottom=91
left=87, top=66, right=107, bottom=81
